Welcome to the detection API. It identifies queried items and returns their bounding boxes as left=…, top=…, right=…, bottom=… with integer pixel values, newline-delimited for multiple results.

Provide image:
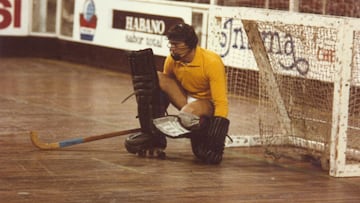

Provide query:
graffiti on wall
left=216, top=18, right=337, bottom=77
left=219, top=18, right=311, bottom=75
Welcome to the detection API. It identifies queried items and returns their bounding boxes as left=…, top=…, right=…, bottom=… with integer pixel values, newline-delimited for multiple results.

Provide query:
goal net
left=207, top=6, right=360, bottom=177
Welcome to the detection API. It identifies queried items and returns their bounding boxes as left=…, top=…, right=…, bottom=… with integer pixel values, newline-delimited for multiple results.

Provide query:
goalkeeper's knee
left=178, top=111, right=209, bottom=131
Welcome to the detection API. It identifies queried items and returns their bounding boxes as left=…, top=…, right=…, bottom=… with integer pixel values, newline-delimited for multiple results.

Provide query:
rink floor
left=0, top=57, right=359, bottom=203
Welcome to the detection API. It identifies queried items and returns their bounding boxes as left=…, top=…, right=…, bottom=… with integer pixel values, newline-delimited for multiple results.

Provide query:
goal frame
left=208, top=6, right=360, bottom=177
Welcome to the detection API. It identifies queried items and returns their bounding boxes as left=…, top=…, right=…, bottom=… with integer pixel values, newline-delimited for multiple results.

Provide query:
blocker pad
left=153, top=116, right=191, bottom=138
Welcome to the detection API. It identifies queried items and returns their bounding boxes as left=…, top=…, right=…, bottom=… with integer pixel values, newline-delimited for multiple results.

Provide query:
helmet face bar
left=166, top=23, right=198, bottom=61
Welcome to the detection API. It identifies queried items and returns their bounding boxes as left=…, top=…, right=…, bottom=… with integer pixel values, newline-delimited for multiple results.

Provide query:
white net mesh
left=208, top=6, right=360, bottom=176
left=254, top=20, right=336, bottom=164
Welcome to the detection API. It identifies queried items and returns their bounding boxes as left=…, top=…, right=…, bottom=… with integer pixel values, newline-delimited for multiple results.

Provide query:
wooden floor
left=0, top=58, right=360, bottom=203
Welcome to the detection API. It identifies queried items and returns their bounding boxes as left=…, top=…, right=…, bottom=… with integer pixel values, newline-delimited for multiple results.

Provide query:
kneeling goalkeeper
left=125, top=23, right=229, bottom=164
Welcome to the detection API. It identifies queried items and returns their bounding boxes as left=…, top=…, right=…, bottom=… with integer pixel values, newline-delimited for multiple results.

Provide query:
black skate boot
left=124, top=48, right=168, bottom=159
left=125, top=132, right=166, bottom=159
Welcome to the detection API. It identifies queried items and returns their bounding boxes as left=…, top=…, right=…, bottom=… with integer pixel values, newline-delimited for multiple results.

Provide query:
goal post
left=330, top=25, right=360, bottom=177
left=241, top=19, right=292, bottom=136
left=207, top=6, right=360, bottom=177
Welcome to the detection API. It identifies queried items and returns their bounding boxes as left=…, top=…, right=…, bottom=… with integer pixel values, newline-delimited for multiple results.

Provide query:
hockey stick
left=30, top=128, right=141, bottom=150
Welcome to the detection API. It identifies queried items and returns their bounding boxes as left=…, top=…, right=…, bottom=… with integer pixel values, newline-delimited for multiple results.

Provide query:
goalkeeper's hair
left=166, top=23, right=198, bottom=49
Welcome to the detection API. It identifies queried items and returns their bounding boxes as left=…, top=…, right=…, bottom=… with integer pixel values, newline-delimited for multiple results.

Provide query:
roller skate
left=125, top=132, right=166, bottom=159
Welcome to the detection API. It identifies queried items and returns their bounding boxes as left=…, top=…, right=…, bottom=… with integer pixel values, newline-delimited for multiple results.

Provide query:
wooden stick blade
left=30, top=131, right=60, bottom=150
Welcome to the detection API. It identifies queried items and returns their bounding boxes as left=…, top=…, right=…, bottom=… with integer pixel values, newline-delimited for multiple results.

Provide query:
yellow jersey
left=163, top=46, right=229, bottom=118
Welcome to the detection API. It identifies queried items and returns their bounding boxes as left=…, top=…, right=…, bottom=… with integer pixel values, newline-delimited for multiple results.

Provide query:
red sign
left=0, top=0, right=21, bottom=29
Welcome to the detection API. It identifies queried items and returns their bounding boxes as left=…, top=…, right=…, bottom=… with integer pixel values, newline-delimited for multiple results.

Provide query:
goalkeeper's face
left=168, top=40, right=191, bottom=61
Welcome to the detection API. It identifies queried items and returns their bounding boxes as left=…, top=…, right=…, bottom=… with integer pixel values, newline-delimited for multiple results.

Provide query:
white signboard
left=73, top=0, right=192, bottom=56
left=207, top=6, right=354, bottom=82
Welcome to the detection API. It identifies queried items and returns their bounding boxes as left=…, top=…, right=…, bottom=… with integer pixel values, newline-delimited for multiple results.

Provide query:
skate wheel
left=137, top=150, right=146, bottom=157
left=148, top=149, right=154, bottom=156
left=157, top=151, right=166, bottom=159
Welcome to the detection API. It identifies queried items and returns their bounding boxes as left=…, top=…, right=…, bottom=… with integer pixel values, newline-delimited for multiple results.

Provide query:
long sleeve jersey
left=163, top=46, right=229, bottom=118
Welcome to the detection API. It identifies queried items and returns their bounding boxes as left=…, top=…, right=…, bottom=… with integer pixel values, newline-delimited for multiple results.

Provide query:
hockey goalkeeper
left=124, top=23, right=229, bottom=164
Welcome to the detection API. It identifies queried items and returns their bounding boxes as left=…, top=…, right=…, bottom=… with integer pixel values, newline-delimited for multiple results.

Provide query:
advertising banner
left=0, top=0, right=30, bottom=36
left=207, top=6, right=353, bottom=82
left=73, top=0, right=192, bottom=56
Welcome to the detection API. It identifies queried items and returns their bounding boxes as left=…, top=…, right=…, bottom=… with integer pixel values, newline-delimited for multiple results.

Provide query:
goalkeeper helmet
left=166, top=23, right=198, bottom=49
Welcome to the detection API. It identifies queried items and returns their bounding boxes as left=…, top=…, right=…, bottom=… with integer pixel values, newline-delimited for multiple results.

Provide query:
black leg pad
left=191, top=117, right=230, bottom=164
left=127, top=48, right=165, bottom=134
